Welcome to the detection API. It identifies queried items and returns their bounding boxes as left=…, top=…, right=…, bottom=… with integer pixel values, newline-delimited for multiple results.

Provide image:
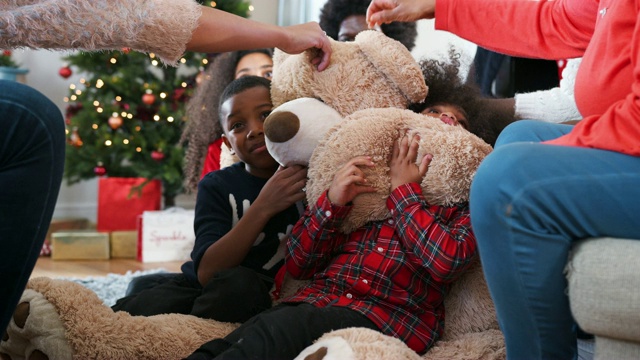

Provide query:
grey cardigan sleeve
left=0, top=0, right=201, bottom=66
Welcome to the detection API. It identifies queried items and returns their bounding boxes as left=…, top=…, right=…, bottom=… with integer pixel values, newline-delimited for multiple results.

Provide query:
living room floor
left=31, top=257, right=183, bottom=278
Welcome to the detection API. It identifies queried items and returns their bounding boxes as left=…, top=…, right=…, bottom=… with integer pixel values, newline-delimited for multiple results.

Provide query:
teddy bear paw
left=294, top=336, right=356, bottom=360
left=0, top=289, right=73, bottom=360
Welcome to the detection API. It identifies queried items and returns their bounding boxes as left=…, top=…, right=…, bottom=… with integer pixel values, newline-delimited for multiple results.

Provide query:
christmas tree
left=63, top=0, right=251, bottom=207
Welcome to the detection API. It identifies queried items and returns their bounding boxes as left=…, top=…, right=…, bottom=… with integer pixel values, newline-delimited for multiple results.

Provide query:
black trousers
left=111, top=267, right=271, bottom=323
left=186, top=302, right=379, bottom=360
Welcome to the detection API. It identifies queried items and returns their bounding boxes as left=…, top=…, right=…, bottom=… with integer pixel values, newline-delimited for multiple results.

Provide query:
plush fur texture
left=307, top=108, right=492, bottom=233
left=295, top=328, right=422, bottom=360
left=0, top=0, right=199, bottom=66
left=0, top=278, right=239, bottom=360
left=271, top=31, right=428, bottom=116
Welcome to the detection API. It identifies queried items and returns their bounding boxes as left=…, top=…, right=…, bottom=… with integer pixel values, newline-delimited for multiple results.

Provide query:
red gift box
left=97, top=177, right=161, bottom=232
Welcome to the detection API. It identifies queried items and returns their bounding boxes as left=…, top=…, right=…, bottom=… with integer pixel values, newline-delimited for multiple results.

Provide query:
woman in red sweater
left=368, top=0, right=640, bottom=359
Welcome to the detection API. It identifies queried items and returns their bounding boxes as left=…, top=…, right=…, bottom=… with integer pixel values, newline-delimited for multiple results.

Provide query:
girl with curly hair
left=410, top=50, right=514, bottom=147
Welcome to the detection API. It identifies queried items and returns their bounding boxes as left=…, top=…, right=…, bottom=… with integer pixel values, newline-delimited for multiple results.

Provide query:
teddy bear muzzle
left=264, top=111, right=300, bottom=143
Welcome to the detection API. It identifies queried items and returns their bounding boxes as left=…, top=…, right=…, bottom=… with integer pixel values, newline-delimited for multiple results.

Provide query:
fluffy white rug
left=61, top=269, right=168, bottom=306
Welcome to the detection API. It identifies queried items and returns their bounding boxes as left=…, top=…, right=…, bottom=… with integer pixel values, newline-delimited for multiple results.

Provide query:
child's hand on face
left=328, top=156, right=377, bottom=206
left=389, top=131, right=432, bottom=192
left=258, top=165, right=308, bottom=216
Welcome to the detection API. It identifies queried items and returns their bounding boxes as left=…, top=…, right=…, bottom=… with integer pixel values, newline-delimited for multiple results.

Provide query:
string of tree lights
left=62, top=0, right=252, bottom=207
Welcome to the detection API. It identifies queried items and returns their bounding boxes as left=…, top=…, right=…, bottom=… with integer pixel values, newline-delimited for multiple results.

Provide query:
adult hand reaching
left=279, top=23, right=332, bottom=71
left=189, top=7, right=332, bottom=71
left=366, top=0, right=436, bottom=28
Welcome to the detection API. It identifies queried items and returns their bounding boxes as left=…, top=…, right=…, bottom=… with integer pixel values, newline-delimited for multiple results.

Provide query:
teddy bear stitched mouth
left=264, top=110, right=300, bottom=143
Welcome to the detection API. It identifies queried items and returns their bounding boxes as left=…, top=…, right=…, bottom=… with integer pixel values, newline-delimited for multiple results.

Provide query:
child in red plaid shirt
left=187, top=129, right=477, bottom=359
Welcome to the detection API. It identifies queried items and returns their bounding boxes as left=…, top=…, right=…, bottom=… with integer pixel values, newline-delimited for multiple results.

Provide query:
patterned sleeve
left=0, top=0, right=201, bottom=66
left=387, top=182, right=477, bottom=283
left=286, top=191, right=351, bottom=279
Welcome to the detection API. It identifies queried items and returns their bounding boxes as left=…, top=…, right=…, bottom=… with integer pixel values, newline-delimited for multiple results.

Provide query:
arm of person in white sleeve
left=514, top=58, right=582, bottom=123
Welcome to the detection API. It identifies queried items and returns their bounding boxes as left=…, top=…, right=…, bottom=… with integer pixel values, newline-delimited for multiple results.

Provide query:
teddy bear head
left=270, top=30, right=428, bottom=116
left=264, top=30, right=428, bottom=167
left=264, top=29, right=492, bottom=232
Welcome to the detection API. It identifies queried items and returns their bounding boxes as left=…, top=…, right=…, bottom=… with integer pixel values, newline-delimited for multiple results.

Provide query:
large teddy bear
left=0, top=31, right=504, bottom=360
left=263, top=31, right=503, bottom=359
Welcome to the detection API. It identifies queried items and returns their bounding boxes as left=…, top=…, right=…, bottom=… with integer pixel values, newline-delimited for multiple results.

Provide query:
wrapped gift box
left=110, top=230, right=138, bottom=258
left=97, top=177, right=161, bottom=232
left=42, top=218, right=91, bottom=256
left=51, top=231, right=110, bottom=260
left=137, top=208, right=195, bottom=263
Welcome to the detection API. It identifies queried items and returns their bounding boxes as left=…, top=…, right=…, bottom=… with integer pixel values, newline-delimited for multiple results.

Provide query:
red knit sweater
left=436, top=0, right=640, bottom=155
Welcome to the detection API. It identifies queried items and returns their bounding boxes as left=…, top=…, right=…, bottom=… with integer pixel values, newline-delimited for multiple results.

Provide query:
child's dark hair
left=319, top=0, right=417, bottom=51
left=218, top=75, right=272, bottom=126
left=410, top=49, right=512, bottom=146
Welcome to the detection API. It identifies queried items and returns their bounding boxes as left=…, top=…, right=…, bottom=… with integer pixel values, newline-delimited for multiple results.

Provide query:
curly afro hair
left=410, top=49, right=513, bottom=147
left=319, top=0, right=417, bottom=51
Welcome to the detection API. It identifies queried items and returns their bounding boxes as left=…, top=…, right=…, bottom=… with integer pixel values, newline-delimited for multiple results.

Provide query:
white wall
left=15, top=0, right=476, bottom=223
left=412, top=20, right=476, bottom=77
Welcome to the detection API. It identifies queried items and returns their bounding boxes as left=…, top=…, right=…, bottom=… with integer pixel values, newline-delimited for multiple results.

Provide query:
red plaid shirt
left=283, top=182, right=476, bottom=354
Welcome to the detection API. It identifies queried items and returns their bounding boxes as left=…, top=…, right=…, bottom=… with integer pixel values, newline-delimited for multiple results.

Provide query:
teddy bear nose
left=264, top=111, right=300, bottom=143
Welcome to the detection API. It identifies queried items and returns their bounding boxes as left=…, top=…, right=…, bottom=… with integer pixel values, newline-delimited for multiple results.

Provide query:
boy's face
left=221, top=86, right=278, bottom=178
left=338, top=14, right=383, bottom=42
left=422, top=103, right=469, bottom=130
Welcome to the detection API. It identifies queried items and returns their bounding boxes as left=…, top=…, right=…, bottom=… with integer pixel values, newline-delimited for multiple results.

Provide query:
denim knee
left=496, top=120, right=572, bottom=147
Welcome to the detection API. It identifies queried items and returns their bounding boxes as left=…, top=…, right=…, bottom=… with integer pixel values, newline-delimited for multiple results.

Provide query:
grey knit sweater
left=0, top=0, right=201, bottom=66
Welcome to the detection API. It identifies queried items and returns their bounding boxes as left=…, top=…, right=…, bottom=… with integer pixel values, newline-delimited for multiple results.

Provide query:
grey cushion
left=567, top=238, right=640, bottom=343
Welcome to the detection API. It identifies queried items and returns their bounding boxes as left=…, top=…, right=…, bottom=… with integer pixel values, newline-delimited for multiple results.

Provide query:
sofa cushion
left=567, top=238, right=640, bottom=343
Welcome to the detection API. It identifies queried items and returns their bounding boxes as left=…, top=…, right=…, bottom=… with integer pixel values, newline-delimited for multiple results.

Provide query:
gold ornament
left=108, top=112, right=123, bottom=130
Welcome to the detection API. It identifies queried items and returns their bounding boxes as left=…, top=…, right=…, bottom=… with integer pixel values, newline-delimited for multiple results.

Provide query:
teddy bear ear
left=272, top=48, right=290, bottom=69
left=355, top=30, right=428, bottom=103
left=271, top=48, right=317, bottom=108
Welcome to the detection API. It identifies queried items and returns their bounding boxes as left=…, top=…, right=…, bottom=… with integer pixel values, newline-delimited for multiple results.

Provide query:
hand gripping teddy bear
left=0, top=31, right=504, bottom=360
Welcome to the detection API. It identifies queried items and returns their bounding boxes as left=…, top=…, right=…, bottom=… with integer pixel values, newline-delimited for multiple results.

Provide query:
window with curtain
left=277, top=0, right=326, bottom=26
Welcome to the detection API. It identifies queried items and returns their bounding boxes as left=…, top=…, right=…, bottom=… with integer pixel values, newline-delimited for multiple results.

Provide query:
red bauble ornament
left=93, top=163, right=107, bottom=176
left=59, top=66, right=72, bottom=79
left=142, top=92, right=156, bottom=105
left=151, top=150, right=165, bottom=161
left=108, top=113, right=123, bottom=130
left=122, top=47, right=131, bottom=54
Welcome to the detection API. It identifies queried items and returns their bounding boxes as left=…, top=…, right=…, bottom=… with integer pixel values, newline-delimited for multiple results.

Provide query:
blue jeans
left=470, top=120, right=640, bottom=360
left=0, top=80, right=65, bottom=331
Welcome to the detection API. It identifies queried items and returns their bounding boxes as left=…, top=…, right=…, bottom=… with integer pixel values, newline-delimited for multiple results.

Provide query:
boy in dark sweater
left=112, top=76, right=306, bottom=323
